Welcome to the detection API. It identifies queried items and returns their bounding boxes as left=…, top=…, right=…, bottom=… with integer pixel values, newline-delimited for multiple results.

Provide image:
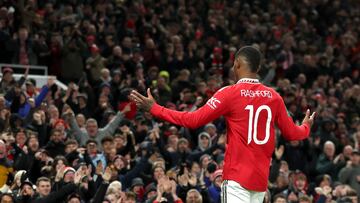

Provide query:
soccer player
left=130, top=46, right=315, bottom=203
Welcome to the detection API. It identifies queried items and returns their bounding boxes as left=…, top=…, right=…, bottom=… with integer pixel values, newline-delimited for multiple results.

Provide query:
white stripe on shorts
left=220, top=180, right=265, bottom=203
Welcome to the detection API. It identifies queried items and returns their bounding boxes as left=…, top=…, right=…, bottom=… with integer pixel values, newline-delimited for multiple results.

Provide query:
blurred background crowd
left=0, top=0, right=359, bottom=202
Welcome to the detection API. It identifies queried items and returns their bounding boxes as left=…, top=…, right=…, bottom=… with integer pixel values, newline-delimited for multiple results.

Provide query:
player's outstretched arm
left=276, top=98, right=316, bottom=141
left=130, top=88, right=230, bottom=129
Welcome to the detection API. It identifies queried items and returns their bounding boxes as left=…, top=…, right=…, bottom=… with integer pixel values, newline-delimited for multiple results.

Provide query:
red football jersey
left=150, top=78, right=310, bottom=191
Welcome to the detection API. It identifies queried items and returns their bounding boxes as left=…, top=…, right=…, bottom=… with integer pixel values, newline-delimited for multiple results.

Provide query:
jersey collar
left=236, top=78, right=260, bottom=84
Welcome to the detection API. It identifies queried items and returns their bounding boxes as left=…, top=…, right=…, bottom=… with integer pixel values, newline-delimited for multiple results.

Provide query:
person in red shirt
left=130, top=46, right=316, bottom=203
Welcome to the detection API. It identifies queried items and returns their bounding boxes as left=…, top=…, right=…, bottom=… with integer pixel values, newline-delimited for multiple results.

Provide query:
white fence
left=0, top=63, right=48, bottom=75
left=0, top=64, right=67, bottom=90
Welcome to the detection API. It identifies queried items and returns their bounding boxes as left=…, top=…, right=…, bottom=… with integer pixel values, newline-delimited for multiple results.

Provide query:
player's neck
left=237, top=73, right=257, bottom=80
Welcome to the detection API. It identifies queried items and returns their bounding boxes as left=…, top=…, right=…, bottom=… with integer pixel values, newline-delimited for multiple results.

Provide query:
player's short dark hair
left=235, top=46, right=262, bottom=73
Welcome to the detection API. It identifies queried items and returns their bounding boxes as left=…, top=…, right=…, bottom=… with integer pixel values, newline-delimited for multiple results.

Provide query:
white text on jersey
left=240, top=90, right=272, bottom=98
left=207, top=97, right=221, bottom=109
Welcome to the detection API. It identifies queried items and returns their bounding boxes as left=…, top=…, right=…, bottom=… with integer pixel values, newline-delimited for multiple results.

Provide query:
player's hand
left=130, top=88, right=156, bottom=111
left=302, top=109, right=316, bottom=126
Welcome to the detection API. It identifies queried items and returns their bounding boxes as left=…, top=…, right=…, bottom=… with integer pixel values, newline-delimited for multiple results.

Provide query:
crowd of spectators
left=0, top=0, right=359, bottom=202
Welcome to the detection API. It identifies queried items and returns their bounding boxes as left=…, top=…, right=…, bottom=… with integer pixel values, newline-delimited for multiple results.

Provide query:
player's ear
left=234, top=58, right=241, bottom=70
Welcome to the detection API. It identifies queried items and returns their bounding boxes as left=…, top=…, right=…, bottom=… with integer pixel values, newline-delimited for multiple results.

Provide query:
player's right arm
left=130, top=88, right=231, bottom=129
left=275, top=96, right=315, bottom=141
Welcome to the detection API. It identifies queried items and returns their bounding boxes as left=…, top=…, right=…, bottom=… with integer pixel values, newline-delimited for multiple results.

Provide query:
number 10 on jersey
left=245, top=105, right=272, bottom=145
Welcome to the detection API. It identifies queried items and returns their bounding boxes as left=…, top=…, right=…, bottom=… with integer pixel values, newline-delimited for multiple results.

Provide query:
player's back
left=221, top=78, right=283, bottom=192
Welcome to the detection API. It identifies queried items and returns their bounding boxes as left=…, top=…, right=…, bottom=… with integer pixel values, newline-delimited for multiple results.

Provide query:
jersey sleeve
left=150, top=86, right=231, bottom=129
left=275, top=96, right=310, bottom=141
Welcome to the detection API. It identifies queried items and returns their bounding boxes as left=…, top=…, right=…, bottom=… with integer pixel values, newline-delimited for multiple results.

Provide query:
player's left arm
left=275, top=96, right=315, bottom=141
left=131, top=87, right=231, bottom=129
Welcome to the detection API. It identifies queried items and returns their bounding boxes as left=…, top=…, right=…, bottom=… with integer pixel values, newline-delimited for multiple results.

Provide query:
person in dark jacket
left=44, top=129, right=66, bottom=158
left=316, top=141, right=345, bottom=180
left=16, top=179, right=35, bottom=203
left=9, top=26, right=37, bottom=65
left=155, top=135, right=192, bottom=169
left=32, top=176, right=78, bottom=203
left=13, top=134, right=39, bottom=171
left=282, top=140, right=312, bottom=174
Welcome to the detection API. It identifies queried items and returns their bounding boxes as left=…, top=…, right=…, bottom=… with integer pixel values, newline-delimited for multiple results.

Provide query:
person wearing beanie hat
left=63, top=167, right=76, bottom=183
left=10, top=170, right=26, bottom=194
left=130, top=178, right=145, bottom=202
left=20, top=180, right=34, bottom=191
left=177, top=138, right=190, bottom=153
left=204, top=123, right=218, bottom=142
left=2, top=67, right=13, bottom=75
left=177, top=138, right=188, bottom=146
left=204, top=123, right=216, bottom=130
left=153, top=74, right=172, bottom=106
left=18, top=171, right=35, bottom=201
left=18, top=179, right=35, bottom=201
left=131, top=177, right=144, bottom=189
left=208, top=169, right=223, bottom=203
left=131, top=45, right=316, bottom=203
left=159, top=70, right=170, bottom=82
left=99, top=81, right=111, bottom=90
